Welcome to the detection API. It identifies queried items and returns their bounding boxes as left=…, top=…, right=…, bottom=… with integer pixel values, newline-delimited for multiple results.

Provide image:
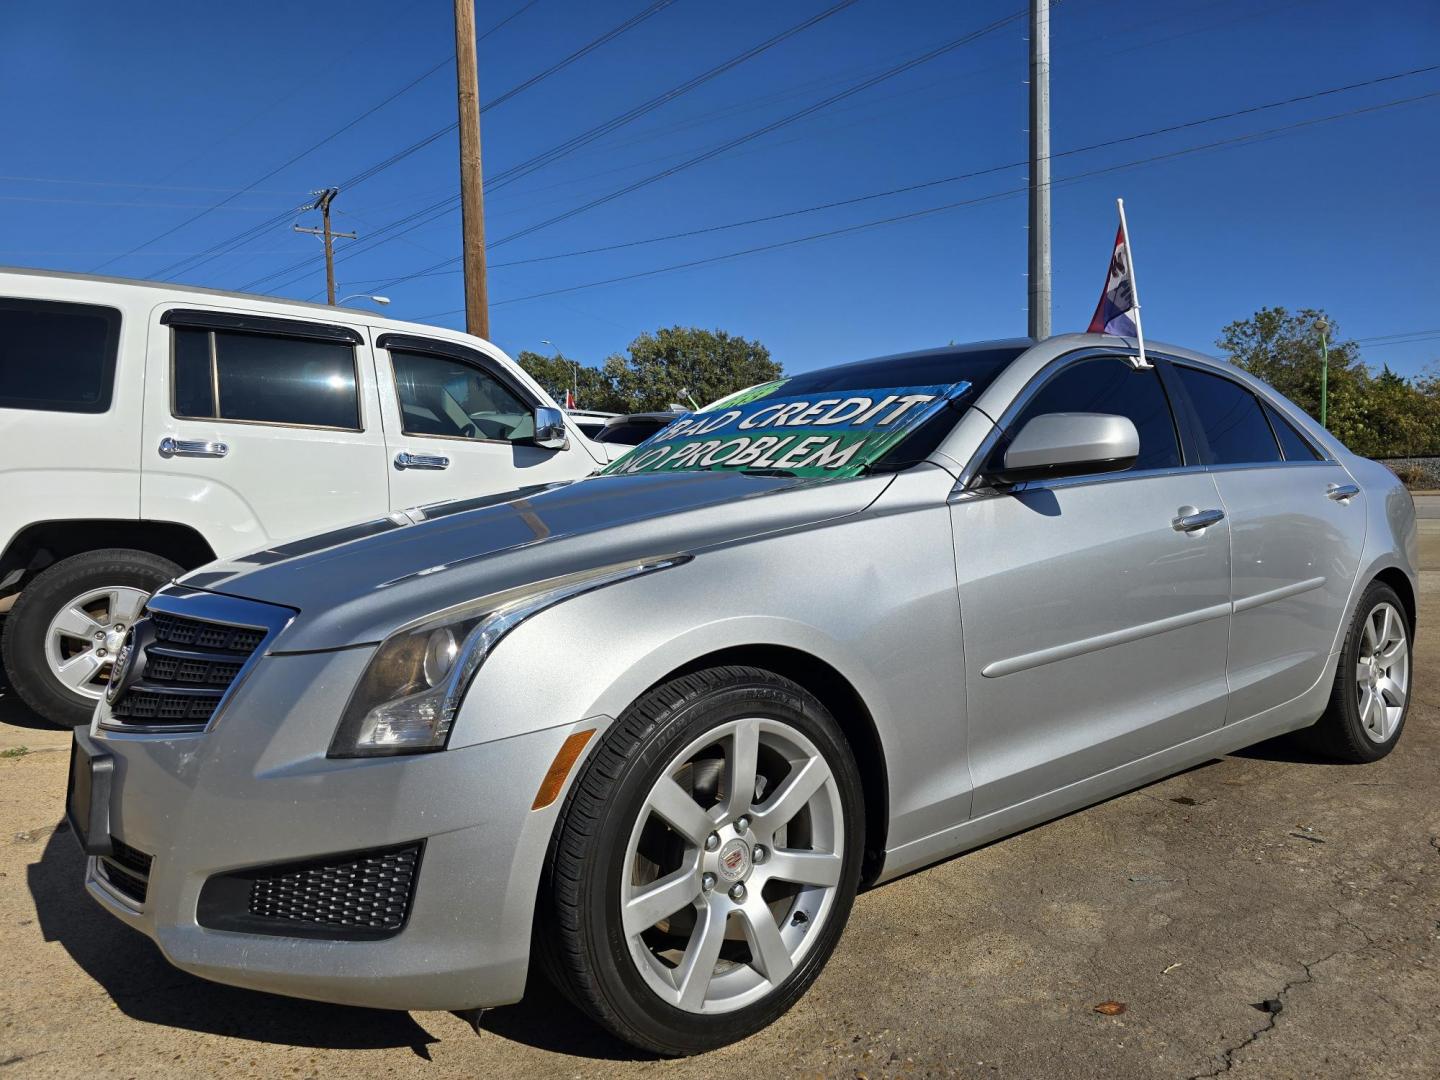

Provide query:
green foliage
left=1217, top=307, right=1440, bottom=460
left=518, top=327, right=783, bottom=415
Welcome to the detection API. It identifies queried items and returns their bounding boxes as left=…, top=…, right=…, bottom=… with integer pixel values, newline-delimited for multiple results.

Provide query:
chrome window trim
left=97, top=585, right=295, bottom=736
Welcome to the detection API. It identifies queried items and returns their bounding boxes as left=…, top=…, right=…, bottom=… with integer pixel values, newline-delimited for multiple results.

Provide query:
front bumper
left=81, top=644, right=586, bottom=1012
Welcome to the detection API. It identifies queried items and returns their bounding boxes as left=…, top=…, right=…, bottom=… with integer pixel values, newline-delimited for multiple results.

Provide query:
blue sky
left=3, top=0, right=1437, bottom=379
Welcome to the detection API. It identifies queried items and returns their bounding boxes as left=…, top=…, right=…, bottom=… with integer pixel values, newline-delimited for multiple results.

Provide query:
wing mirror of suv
left=532, top=406, right=569, bottom=450
left=991, top=412, right=1139, bottom=485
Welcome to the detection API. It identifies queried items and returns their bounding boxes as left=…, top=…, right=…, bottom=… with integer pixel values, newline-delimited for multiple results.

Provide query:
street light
left=1317, top=316, right=1330, bottom=430
left=541, top=339, right=578, bottom=408
left=338, top=294, right=391, bottom=307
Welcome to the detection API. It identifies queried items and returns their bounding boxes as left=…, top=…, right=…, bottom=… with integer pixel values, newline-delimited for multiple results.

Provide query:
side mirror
left=994, top=412, right=1139, bottom=485
left=532, top=406, right=569, bottom=450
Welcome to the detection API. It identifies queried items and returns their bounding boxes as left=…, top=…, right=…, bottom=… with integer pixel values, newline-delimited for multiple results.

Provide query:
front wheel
left=539, top=666, right=865, bottom=1055
left=1, top=549, right=180, bottom=728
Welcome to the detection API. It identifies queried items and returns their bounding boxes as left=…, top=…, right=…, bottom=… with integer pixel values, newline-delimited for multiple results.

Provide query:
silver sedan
left=66, top=334, right=1418, bottom=1055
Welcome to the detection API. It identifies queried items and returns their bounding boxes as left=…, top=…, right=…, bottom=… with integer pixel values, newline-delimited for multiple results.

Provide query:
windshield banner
left=602, top=382, right=971, bottom=479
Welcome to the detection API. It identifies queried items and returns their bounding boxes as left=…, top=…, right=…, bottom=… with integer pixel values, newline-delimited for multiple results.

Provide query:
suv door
left=951, top=353, right=1232, bottom=816
left=1169, top=363, right=1367, bottom=723
left=375, top=334, right=590, bottom=510
left=141, top=308, right=390, bottom=556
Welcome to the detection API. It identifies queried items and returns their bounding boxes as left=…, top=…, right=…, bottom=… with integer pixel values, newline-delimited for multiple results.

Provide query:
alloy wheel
left=43, top=586, right=149, bottom=700
left=1355, top=600, right=1408, bottom=743
left=620, top=716, right=845, bottom=1014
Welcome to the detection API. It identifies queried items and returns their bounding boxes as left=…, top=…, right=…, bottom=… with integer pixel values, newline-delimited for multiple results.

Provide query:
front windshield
left=602, top=343, right=1024, bottom=480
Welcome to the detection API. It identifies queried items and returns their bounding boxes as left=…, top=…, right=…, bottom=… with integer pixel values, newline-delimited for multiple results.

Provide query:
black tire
left=1, top=549, right=180, bottom=728
left=538, top=665, right=865, bottom=1056
left=1299, top=580, right=1413, bottom=763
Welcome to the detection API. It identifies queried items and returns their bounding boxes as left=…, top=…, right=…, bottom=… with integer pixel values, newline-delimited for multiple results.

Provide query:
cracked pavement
left=1, top=547, right=1436, bottom=1077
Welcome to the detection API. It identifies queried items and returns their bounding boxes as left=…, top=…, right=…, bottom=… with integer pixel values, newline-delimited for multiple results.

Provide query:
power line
left=368, top=62, right=1440, bottom=286
left=406, top=88, right=1440, bottom=317
left=361, top=7, right=1026, bottom=295
left=242, top=0, right=868, bottom=294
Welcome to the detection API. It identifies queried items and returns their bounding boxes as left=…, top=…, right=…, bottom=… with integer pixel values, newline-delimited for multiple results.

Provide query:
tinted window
left=1175, top=366, right=1281, bottom=465
left=782, top=344, right=1021, bottom=396
left=173, top=328, right=359, bottom=429
left=598, top=419, right=673, bottom=445
left=0, top=298, right=121, bottom=413
left=1263, top=402, right=1322, bottom=461
left=1003, top=356, right=1181, bottom=472
left=391, top=350, right=535, bottom=442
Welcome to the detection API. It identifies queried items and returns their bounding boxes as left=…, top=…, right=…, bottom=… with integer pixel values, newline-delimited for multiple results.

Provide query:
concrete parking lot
left=2, top=503, right=1437, bottom=1078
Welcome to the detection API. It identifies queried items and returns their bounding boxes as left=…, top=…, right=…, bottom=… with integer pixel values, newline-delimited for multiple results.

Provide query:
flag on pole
left=1087, top=198, right=1149, bottom=366
left=563, top=388, right=577, bottom=409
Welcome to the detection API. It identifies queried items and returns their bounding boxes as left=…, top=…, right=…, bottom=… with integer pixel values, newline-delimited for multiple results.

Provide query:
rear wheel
left=540, top=665, right=864, bottom=1055
left=1302, top=580, right=1412, bottom=763
left=1, top=549, right=179, bottom=728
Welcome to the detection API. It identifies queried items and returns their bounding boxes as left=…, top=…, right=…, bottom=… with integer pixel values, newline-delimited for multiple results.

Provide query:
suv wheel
left=540, top=665, right=864, bottom=1055
left=2, top=549, right=181, bottom=728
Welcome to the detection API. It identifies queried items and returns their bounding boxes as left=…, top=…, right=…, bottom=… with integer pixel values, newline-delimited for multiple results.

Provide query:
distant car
left=66, top=335, right=1417, bottom=1055
left=596, top=409, right=686, bottom=446
left=565, top=409, right=620, bottom=441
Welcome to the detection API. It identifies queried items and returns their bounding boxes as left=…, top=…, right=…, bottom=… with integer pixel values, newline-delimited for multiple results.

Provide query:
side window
left=1000, top=356, right=1182, bottom=473
left=172, top=327, right=360, bottom=430
left=0, top=298, right=122, bottom=413
left=1263, top=402, right=1323, bottom=461
left=390, top=349, right=535, bottom=442
left=1174, top=366, right=1282, bottom=466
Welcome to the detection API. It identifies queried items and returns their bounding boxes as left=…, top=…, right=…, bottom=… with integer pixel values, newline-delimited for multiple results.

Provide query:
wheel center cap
left=716, top=837, right=751, bottom=883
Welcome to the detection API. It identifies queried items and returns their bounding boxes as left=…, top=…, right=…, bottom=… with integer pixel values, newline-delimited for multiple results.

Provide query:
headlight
left=328, top=557, right=688, bottom=757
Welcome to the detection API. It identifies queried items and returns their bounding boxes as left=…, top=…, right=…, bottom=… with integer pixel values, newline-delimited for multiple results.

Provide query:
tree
left=517, top=327, right=782, bottom=414
left=1216, top=307, right=1440, bottom=459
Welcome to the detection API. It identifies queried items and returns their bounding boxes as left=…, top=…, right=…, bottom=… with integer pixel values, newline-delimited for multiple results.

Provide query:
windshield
left=602, top=343, right=1025, bottom=480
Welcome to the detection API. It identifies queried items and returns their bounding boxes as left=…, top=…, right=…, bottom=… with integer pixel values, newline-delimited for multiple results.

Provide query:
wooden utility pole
left=454, top=0, right=490, bottom=338
left=294, top=188, right=355, bottom=305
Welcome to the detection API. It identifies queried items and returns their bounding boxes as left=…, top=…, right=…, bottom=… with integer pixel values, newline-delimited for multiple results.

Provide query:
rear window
left=173, top=327, right=360, bottom=430
left=1263, top=402, right=1323, bottom=461
left=598, top=419, right=673, bottom=445
left=1174, top=365, right=1282, bottom=466
left=0, top=298, right=122, bottom=413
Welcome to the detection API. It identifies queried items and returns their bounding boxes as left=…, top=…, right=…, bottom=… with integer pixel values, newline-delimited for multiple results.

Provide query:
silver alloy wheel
left=1356, top=601, right=1409, bottom=743
left=43, top=586, right=149, bottom=700
left=621, top=716, right=845, bottom=1015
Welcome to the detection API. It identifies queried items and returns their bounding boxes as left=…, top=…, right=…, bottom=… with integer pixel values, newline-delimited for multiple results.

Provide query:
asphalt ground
left=1, top=500, right=1436, bottom=1078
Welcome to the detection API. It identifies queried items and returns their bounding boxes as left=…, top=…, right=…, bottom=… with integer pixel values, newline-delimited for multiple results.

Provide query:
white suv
left=0, top=268, right=610, bottom=727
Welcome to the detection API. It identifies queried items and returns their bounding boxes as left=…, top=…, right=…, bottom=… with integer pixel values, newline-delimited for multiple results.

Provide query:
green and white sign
left=603, top=382, right=971, bottom=480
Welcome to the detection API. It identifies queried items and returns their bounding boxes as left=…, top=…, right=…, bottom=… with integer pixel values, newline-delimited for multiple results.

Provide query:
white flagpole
left=1116, top=197, right=1150, bottom=369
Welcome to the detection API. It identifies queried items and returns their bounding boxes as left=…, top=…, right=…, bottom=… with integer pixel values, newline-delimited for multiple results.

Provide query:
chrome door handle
left=1326, top=482, right=1360, bottom=502
left=394, top=451, right=450, bottom=471
left=1172, top=507, right=1226, bottom=532
left=159, top=436, right=228, bottom=459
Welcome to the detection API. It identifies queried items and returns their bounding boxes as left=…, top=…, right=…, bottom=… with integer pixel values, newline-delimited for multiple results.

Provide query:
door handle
left=1326, top=482, right=1360, bottom=502
left=1172, top=507, right=1225, bottom=532
left=394, top=451, right=450, bottom=471
left=159, top=436, right=228, bottom=459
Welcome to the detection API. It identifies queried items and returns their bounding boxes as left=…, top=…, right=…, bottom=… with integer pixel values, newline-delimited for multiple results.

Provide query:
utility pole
left=1027, top=0, right=1052, bottom=341
left=293, top=188, right=355, bottom=306
left=454, top=0, right=491, bottom=339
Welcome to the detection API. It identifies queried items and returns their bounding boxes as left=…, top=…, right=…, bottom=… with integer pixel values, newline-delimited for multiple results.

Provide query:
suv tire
left=2, top=549, right=181, bottom=728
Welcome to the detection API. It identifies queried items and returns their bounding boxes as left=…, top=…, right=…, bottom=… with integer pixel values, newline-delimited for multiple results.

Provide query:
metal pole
left=1027, top=0, right=1052, bottom=340
left=1319, top=323, right=1330, bottom=429
left=454, top=0, right=491, bottom=340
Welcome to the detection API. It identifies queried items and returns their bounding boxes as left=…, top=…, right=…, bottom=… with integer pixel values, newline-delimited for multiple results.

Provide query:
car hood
left=180, top=470, right=893, bottom=651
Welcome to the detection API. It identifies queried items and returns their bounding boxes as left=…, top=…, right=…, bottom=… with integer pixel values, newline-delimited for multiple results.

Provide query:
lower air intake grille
left=197, top=842, right=423, bottom=941
left=98, top=838, right=153, bottom=904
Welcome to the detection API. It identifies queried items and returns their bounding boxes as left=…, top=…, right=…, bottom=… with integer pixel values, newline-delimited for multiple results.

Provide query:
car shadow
left=25, top=826, right=645, bottom=1059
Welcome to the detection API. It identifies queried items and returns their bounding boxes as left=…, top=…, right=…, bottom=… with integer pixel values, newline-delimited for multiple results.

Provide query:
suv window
left=1174, top=365, right=1282, bottom=465
left=1000, top=356, right=1182, bottom=473
left=0, top=298, right=122, bottom=413
left=391, top=349, right=536, bottom=442
left=172, top=327, right=360, bottom=429
left=1262, top=401, right=1322, bottom=461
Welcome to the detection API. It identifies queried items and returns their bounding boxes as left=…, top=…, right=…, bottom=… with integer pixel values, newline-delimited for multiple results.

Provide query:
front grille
left=98, top=838, right=153, bottom=904
left=105, top=610, right=267, bottom=730
left=197, top=843, right=423, bottom=941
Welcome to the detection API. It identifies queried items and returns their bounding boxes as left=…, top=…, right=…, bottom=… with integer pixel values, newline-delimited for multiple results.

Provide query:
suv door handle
left=394, top=451, right=450, bottom=471
left=159, top=436, right=228, bottom=459
left=1172, top=507, right=1226, bottom=532
left=1326, top=482, right=1360, bottom=502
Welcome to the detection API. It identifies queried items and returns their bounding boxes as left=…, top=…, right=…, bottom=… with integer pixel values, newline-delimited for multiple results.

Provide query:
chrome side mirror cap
left=533, top=406, right=569, bottom=450
left=997, top=412, right=1139, bottom=484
